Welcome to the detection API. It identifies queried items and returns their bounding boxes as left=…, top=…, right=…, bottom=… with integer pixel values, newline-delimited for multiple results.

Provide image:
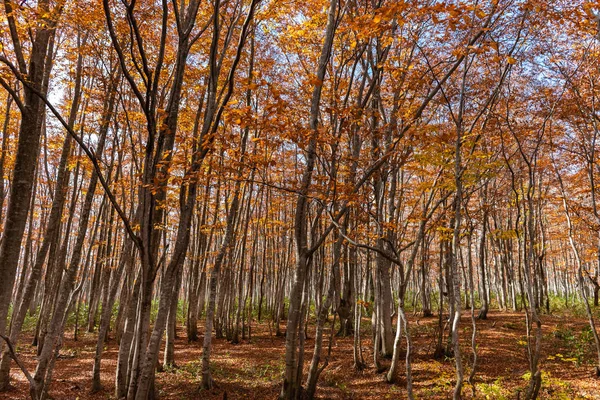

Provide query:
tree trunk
left=0, top=0, right=58, bottom=357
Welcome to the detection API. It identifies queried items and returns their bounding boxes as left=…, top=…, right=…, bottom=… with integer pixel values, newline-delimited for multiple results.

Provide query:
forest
left=1, top=0, right=600, bottom=399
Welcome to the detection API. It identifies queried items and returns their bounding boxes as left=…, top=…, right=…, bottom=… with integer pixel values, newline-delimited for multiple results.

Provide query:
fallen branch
left=0, top=334, right=34, bottom=386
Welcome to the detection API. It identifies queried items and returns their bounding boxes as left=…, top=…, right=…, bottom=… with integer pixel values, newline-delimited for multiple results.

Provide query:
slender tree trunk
left=478, top=205, right=489, bottom=320
left=0, top=0, right=59, bottom=356
left=92, top=239, right=134, bottom=392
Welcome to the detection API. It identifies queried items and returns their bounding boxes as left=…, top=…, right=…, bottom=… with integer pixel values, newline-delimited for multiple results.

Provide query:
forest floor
left=1, top=310, right=599, bottom=399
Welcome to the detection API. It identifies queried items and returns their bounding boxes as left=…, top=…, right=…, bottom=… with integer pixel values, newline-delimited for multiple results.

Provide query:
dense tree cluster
left=0, top=0, right=599, bottom=399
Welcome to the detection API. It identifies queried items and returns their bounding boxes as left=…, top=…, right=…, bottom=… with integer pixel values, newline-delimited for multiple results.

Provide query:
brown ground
left=1, top=310, right=599, bottom=399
